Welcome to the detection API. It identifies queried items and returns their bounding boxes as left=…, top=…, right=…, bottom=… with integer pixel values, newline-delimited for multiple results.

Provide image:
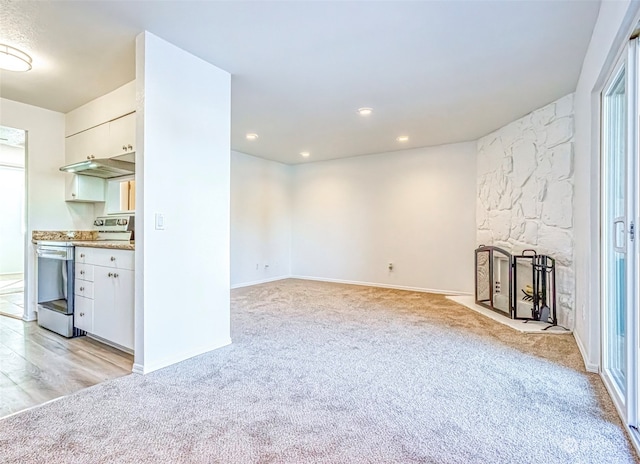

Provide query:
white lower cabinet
left=93, top=268, right=134, bottom=349
left=74, top=247, right=134, bottom=351
left=75, top=296, right=94, bottom=332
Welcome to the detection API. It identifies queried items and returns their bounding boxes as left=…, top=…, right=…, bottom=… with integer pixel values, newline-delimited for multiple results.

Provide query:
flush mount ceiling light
left=0, top=44, right=32, bottom=72
left=357, top=107, right=373, bottom=116
left=396, top=135, right=409, bottom=142
left=246, top=133, right=259, bottom=141
left=300, top=151, right=310, bottom=158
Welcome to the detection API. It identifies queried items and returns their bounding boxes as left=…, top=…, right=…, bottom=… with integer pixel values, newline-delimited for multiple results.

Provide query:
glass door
left=601, top=38, right=638, bottom=424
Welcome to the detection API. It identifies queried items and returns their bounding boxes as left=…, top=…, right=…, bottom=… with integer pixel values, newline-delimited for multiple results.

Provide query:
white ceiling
left=0, top=1, right=600, bottom=164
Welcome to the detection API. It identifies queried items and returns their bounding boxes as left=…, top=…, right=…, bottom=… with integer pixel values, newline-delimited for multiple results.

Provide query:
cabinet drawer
left=74, top=296, right=94, bottom=332
left=75, top=263, right=94, bottom=282
left=74, top=280, right=94, bottom=299
left=85, top=248, right=134, bottom=270
left=76, top=247, right=91, bottom=263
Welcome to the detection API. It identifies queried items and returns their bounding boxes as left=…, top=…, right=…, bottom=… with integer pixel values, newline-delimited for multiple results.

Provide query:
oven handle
left=36, top=248, right=71, bottom=260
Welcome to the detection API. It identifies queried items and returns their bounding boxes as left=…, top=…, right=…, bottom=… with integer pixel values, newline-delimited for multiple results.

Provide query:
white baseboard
left=574, top=331, right=599, bottom=373
left=231, top=275, right=291, bottom=289
left=290, top=275, right=472, bottom=296
left=135, top=337, right=232, bottom=375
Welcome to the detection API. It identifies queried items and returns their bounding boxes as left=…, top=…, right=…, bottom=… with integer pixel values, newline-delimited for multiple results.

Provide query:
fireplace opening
left=474, top=246, right=558, bottom=329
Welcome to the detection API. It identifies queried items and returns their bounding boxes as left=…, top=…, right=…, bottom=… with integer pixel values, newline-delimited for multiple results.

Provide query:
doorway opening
left=0, top=126, right=26, bottom=320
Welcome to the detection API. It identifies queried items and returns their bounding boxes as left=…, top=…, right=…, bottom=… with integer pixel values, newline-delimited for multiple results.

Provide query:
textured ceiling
left=0, top=1, right=600, bottom=164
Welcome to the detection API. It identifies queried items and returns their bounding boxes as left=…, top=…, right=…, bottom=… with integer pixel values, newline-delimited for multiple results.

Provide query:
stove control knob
left=117, top=218, right=128, bottom=226
left=94, top=219, right=104, bottom=226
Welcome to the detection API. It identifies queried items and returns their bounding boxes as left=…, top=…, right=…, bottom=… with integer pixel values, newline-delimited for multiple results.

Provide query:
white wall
left=135, top=32, right=231, bottom=374
left=0, top=98, right=94, bottom=319
left=0, top=144, right=25, bottom=274
left=231, top=151, right=291, bottom=287
left=291, top=142, right=477, bottom=294
left=477, top=94, right=575, bottom=327
left=0, top=166, right=24, bottom=274
left=65, top=81, right=135, bottom=137
left=573, top=1, right=640, bottom=372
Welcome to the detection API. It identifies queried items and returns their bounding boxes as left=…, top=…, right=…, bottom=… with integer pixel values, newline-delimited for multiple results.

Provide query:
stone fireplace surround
left=476, top=94, right=574, bottom=328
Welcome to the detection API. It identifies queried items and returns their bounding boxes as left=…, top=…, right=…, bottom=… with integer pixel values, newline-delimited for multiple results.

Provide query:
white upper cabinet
left=65, top=112, right=136, bottom=165
left=108, top=112, right=136, bottom=157
left=65, top=123, right=110, bottom=165
left=65, top=174, right=105, bottom=202
left=64, top=80, right=136, bottom=164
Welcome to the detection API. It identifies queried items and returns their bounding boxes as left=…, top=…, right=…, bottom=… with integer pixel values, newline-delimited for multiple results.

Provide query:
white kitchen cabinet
left=65, top=122, right=110, bottom=165
left=65, top=112, right=136, bottom=164
left=108, top=112, right=136, bottom=157
left=65, top=174, right=105, bottom=202
left=74, top=296, right=94, bottom=332
left=93, top=268, right=134, bottom=350
left=74, top=247, right=134, bottom=351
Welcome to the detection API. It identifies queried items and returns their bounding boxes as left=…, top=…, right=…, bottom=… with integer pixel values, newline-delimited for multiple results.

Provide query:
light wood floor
left=0, top=313, right=133, bottom=418
left=0, top=274, right=24, bottom=319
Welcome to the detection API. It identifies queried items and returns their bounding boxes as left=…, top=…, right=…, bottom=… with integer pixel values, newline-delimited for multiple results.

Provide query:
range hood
left=60, top=158, right=135, bottom=179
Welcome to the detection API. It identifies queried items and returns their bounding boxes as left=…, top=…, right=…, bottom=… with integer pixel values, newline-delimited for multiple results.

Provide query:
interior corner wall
left=135, top=31, right=231, bottom=374
left=290, top=142, right=477, bottom=294
left=573, top=0, right=640, bottom=372
left=476, top=94, right=575, bottom=328
left=231, top=151, right=291, bottom=287
left=0, top=98, right=95, bottom=320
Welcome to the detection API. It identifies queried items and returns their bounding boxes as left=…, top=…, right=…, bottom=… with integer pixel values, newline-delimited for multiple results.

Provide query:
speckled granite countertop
left=72, top=241, right=135, bottom=251
left=32, top=230, right=98, bottom=241
left=32, top=231, right=134, bottom=250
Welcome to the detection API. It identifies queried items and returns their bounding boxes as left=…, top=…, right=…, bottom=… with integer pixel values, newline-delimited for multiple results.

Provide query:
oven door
left=36, top=246, right=74, bottom=315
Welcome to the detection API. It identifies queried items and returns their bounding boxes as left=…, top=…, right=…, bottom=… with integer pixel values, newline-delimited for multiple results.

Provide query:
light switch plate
left=155, top=213, right=165, bottom=230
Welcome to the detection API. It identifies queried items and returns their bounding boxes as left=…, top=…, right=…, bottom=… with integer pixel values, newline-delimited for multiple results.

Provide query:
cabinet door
left=65, top=123, right=110, bottom=165
left=112, top=269, right=134, bottom=350
left=65, top=175, right=105, bottom=202
left=93, top=267, right=134, bottom=350
left=74, top=296, right=94, bottom=332
left=108, top=113, right=136, bottom=157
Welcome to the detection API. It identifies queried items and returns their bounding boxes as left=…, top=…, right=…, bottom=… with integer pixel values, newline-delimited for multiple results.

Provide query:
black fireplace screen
left=474, top=246, right=557, bottom=327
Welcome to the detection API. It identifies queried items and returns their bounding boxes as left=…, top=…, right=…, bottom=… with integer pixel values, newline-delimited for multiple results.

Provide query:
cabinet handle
left=122, top=145, right=127, bottom=151
left=86, top=155, right=91, bottom=160
left=79, top=287, right=84, bottom=291
left=127, top=144, right=133, bottom=151
left=71, top=193, right=76, bottom=197
left=91, top=155, right=95, bottom=159
left=80, top=270, right=84, bottom=275
left=114, top=273, right=119, bottom=278
left=108, top=272, right=114, bottom=277
left=79, top=312, right=84, bottom=317
left=110, top=256, right=116, bottom=261
left=80, top=253, right=85, bottom=258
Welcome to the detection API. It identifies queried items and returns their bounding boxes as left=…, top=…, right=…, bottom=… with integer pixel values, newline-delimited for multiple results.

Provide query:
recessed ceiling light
left=0, top=44, right=32, bottom=72
left=300, top=151, right=310, bottom=158
left=246, top=133, right=259, bottom=141
left=357, top=107, right=373, bottom=116
left=396, top=135, right=409, bottom=142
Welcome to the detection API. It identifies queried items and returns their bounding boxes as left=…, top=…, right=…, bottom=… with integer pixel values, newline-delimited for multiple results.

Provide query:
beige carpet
left=0, top=279, right=636, bottom=463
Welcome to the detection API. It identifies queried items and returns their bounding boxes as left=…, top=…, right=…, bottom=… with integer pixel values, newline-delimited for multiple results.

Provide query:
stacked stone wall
left=477, top=94, right=574, bottom=327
